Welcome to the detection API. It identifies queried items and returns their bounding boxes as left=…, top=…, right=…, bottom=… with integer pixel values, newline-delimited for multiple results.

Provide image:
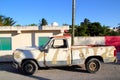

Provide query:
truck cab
left=42, top=36, right=71, bottom=66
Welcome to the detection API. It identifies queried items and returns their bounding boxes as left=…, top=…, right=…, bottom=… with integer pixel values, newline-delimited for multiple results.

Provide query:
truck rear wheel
left=85, top=58, right=101, bottom=73
left=21, top=60, right=38, bottom=75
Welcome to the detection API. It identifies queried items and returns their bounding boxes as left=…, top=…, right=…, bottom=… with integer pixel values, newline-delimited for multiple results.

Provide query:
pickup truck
left=13, top=35, right=116, bottom=75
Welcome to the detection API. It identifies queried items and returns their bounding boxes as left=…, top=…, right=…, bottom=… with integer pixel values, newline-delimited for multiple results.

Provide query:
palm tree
left=3, top=17, right=16, bottom=26
left=0, top=15, right=4, bottom=26
left=0, top=15, right=16, bottom=26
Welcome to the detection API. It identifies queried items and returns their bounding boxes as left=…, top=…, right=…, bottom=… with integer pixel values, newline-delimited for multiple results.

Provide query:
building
left=0, top=26, right=69, bottom=62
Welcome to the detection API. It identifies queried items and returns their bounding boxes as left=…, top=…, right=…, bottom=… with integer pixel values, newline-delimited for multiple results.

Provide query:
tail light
left=114, top=50, right=117, bottom=57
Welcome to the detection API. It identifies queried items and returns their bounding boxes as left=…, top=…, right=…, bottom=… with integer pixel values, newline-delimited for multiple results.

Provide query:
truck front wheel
left=21, top=60, right=38, bottom=75
left=85, top=58, right=101, bottom=73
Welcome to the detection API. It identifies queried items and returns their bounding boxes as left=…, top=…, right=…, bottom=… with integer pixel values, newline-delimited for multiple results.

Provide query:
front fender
left=13, top=49, right=41, bottom=63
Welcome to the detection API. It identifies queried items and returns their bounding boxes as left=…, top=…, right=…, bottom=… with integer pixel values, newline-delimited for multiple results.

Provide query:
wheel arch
left=21, top=59, right=40, bottom=68
left=85, top=56, right=104, bottom=64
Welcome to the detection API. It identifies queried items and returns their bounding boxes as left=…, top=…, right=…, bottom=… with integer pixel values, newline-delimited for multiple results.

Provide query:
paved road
left=0, top=62, right=120, bottom=80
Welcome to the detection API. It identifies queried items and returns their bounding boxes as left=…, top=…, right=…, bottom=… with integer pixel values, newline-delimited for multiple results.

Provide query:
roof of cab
left=53, top=35, right=71, bottom=39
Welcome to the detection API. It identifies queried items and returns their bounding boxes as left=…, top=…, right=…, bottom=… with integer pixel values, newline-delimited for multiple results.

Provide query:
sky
left=0, top=0, right=120, bottom=27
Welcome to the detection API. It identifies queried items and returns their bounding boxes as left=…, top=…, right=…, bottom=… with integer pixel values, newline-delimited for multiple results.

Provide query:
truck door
left=45, top=38, right=71, bottom=66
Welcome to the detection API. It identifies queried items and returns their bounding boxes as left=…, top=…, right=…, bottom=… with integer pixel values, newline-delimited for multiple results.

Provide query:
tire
left=85, top=58, right=101, bottom=73
left=21, top=60, right=38, bottom=75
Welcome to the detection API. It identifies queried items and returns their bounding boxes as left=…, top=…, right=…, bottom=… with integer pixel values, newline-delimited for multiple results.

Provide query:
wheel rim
left=89, top=61, right=97, bottom=71
left=25, top=64, right=34, bottom=72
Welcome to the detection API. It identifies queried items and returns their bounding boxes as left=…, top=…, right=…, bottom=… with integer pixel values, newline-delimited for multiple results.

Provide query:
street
left=0, top=62, right=120, bottom=80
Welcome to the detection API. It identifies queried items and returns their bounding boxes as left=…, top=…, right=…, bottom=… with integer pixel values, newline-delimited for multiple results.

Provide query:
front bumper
left=12, top=61, right=20, bottom=69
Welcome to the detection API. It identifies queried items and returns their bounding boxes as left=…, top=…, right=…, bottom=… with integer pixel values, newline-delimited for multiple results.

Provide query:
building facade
left=0, top=26, right=69, bottom=62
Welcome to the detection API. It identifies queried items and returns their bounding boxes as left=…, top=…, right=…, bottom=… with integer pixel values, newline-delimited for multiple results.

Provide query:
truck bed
left=71, top=45, right=107, bottom=48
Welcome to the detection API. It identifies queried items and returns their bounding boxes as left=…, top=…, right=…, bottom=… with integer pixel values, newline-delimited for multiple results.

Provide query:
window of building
left=0, top=37, right=12, bottom=50
left=38, top=37, right=50, bottom=47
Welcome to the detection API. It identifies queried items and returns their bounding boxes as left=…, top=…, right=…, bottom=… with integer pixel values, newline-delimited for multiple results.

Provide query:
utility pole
left=72, top=0, right=75, bottom=45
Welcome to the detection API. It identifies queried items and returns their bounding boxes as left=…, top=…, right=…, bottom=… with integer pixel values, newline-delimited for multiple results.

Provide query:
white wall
left=12, top=33, right=32, bottom=49
left=74, top=37, right=105, bottom=45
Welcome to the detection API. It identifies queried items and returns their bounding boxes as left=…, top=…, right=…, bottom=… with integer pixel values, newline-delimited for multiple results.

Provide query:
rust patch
left=52, top=50, right=59, bottom=64
left=67, top=54, right=71, bottom=64
left=14, top=52, right=21, bottom=59
left=86, top=48, right=89, bottom=55
left=79, top=49, right=85, bottom=60
left=109, top=48, right=115, bottom=56
left=36, top=52, right=45, bottom=60
left=93, top=48, right=98, bottom=55
left=102, top=48, right=108, bottom=58
left=14, top=50, right=22, bottom=59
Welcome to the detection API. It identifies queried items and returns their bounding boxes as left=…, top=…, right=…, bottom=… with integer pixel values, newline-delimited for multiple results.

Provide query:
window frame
left=50, top=38, right=68, bottom=48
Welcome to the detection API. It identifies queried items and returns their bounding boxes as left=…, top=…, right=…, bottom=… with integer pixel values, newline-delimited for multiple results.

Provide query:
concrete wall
left=0, top=26, right=39, bottom=31
left=74, top=37, right=105, bottom=45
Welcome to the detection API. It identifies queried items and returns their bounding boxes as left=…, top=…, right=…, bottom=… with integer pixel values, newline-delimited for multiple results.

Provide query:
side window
left=51, top=39, right=68, bottom=48
left=0, top=37, right=12, bottom=50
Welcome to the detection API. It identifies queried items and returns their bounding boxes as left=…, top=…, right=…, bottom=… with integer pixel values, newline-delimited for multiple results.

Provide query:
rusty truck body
left=13, top=35, right=116, bottom=75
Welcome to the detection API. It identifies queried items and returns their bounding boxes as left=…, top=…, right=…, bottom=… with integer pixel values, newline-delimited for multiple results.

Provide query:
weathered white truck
left=13, top=35, right=116, bottom=75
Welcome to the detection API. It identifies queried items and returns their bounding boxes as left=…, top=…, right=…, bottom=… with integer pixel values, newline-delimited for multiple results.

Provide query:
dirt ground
left=0, top=62, right=120, bottom=80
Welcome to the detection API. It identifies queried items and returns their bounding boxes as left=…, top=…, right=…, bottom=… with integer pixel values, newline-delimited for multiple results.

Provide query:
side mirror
left=44, top=49, right=49, bottom=53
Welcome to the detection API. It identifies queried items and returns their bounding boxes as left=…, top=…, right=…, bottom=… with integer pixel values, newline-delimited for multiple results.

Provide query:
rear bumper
left=104, top=57, right=117, bottom=63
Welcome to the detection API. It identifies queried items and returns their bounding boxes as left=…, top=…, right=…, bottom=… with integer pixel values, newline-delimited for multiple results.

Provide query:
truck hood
left=13, top=46, right=43, bottom=62
left=16, top=46, right=40, bottom=51
left=16, top=47, right=41, bottom=52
